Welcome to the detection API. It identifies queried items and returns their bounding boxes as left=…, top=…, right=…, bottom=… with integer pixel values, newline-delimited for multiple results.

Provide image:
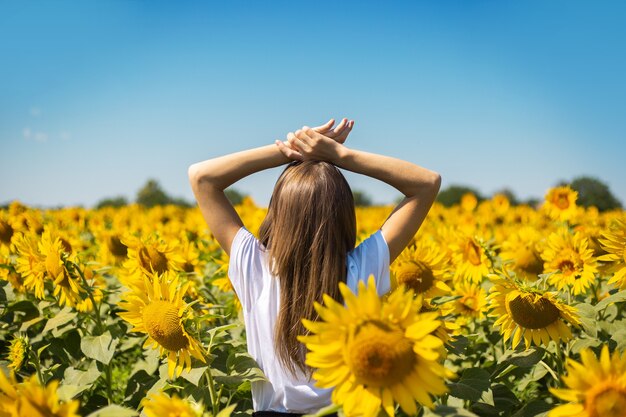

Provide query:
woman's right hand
left=311, top=118, right=354, bottom=144
left=275, top=118, right=354, bottom=161
left=275, top=126, right=349, bottom=162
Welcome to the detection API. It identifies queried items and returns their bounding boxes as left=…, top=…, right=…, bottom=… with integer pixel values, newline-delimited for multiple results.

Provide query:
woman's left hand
left=275, top=127, right=348, bottom=162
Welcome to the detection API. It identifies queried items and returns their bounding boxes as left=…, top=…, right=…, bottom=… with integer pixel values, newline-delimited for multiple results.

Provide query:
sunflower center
left=508, top=295, right=560, bottom=329
left=346, top=321, right=415, bottom=388
left=142, top=300, right=189, bottom=351
left=0, top=220, right=13, bottom=244
left=396, top=262, right=435, bottom=293
left=557, top=260, right=576, bottom=276
left=587, top=384, right=626, bottom=417
left=107, top=235, right=128, bottom=258
left=555, top=194, right=570, bottom=210
left=460, top=295, right=477, bottom=312
left=465, top=240, right=482, bottom=266
left=183, top=262, right=195, bottom=273
left=139, top=246, right=168, bottom=274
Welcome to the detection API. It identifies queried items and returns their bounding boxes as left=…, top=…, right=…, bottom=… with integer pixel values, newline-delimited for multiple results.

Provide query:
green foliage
left=136, top=179, right=171, bottom=207
left=135, top=179, right=192, bottom=208
left=437, top=185, right=483, bottom=207
left=95, top=196, right=128, bottom=209
left=224, top=188, right=246, bottom=206
left=569, top=176, right=622, bottom=211
left=352, top=190, right=373, bottom=207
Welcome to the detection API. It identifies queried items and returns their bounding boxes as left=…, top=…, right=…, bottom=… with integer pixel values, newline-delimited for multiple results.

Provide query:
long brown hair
left=258, top=160, right=356, bottom=375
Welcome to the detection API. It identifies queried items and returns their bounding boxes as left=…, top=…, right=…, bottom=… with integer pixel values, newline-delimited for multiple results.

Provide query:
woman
left=188, top=118, right=441, bottom=416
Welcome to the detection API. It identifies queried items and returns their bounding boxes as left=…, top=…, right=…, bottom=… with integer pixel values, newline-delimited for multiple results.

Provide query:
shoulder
left=346, top=230, right=391, bottom=296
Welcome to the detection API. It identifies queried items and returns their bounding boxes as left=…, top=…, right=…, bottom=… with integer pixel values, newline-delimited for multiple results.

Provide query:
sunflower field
left=1, top=186, right=626, bottom=417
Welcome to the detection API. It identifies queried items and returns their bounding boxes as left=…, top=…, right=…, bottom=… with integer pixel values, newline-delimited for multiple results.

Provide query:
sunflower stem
left=30, top=349, right=45, bottom=385
left=73, top=262, right=115, bottom=405
left=205, top=367, right=219, bottom=415
left=73, top=262, right=104, bottom=334
left=554, top=341, right=564, bottom=377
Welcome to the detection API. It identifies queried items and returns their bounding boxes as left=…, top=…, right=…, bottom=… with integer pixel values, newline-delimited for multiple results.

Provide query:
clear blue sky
left=1, top=1, right=625, bottom=207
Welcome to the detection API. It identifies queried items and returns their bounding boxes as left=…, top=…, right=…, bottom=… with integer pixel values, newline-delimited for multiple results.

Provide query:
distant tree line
left=94, top=175, right=622, bottom=211
left=436, top=175, right=622, bottom=212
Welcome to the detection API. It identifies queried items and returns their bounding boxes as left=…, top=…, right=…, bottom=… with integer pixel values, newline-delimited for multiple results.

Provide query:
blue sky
left=1, top=1, right=625, bottom=207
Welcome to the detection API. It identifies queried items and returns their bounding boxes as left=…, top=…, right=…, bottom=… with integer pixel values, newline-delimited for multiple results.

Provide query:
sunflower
left=598, top=218, right=626, bottom=290
left=299, top=277, right=452, bottom=417
left=491, top=193, right=511, bottom=215
left=541, top=229, right=598, bottom=295
left=391, top=240, right=451, bottom=302
left=543, top=186, right=579, bottom=222
left=6, top=335, right=29, bottom=372
left=14, top=230, right=83, bottom=307
left=499, top=226, right=544, bottom=281
left=442, top=281, right=488, bottom=326
left=141, top=392, right=203, bottom=417
left=0, top=370, right=80, bottom=417
left=452, top=235, right=492, bottom=284
left=461, top=192, right=478, bottom=212
left=38, top=230, right=82, bottom=307
left=117, top=271, right=206, bottom=379
left=14, top=232, right=47, bottom=299
left=488, top=279, right=580, bottom=349
left=549, top=345, right=626, bottom=417
left=0, top=216, right=15, bottom=247
left=121, top=234, right=185, bottom=291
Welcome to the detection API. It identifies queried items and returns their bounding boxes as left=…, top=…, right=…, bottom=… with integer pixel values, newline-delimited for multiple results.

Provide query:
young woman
left=188, top=118, right=441, bottom=416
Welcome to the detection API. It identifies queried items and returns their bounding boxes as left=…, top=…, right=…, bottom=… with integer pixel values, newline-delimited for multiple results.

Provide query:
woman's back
left=228, top=227, right=390, bottom=413
left=188, top=118, right=441, bottom=414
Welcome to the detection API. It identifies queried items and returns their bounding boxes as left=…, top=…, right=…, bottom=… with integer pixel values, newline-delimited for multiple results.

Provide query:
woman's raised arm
left=188, top=118, right=353, bottom=255
left=277, top=126, right=441, bottom=263
left=188, top=144, right=290, bottom=255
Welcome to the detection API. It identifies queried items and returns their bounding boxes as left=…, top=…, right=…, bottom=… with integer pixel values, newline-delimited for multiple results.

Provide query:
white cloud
left=22, top=127, right=32, bottom=139
left=59, top=131, right=71, bottom=141
left=34, top=132, right=48, bottom=142
left=29, top=106, right=42, bottom=117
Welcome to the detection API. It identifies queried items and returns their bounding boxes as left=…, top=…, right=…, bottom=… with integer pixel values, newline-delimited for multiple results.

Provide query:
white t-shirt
left=228, top=227, right=390, bottom=414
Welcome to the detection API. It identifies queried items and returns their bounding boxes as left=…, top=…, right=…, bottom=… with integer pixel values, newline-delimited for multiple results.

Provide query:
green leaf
left=491, top=383, right=520, bottom=412
left=180, top=366, right=208, bottom=386
left=511, top=399, right=552, bottom=417
left=570, top=337, right=602, bottom=354
left=447, top=336, right=469, bottom=355
left=500, top=348, right=544, bottom=368
left=86, top=405, right=138, bottom=417
left=574, top=305, right=598, bottom=338
left=81, top=331, right=118, bottom=365
left=215, top=404, right=238, bottom=417
left=447, top=368, right=491, bottom=401
left=9, top=300, right=39, bottom=321
left=595, top=290, right=626, bottom=312
left=58, top=360, right=103, bottom=400
left=303, top=403, right=341, bottom=417
left=43, top=307, right=76, bottom=335
left=429, top=405, right=480, bottom=416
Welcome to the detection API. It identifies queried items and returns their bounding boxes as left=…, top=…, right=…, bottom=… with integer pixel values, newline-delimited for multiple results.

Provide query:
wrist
left=332, top=144, right=352, bottom=166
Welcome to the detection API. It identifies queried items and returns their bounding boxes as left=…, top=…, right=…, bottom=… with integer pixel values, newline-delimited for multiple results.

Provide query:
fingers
left=312, top=118, right=335, bottom=133
left=335, top=119, right=354, bottom=143
left=332, top=118, right=348, bottom=135
left=288, top=131, right=313, bottom=153
left=275, top=140, right=303, bottom=161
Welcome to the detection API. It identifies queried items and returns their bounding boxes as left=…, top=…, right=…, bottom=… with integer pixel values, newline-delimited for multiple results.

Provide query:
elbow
left=187, top=163, right=201, bottom=191
left=188, top=162, right=224, bottom=192
left=431, top=172, right=442, bottom=194
left=187, top=163, right=212, bottom=192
